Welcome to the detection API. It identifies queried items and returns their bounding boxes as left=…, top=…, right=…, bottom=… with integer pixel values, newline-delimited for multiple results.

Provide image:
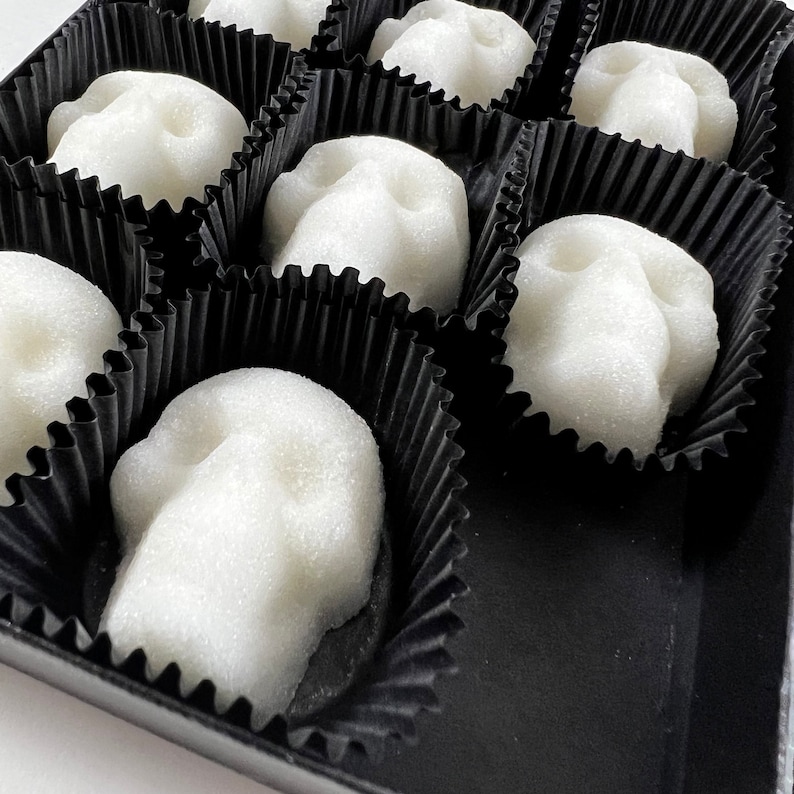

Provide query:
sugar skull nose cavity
left=367, top=0, right=536, bottom=109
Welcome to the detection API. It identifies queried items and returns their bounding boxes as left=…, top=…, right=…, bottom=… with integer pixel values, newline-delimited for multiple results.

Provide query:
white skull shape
left=188, top=0, right=329, bottom=50
left=0, top=252, right=122, bottom=504
left=261, top=136, right=470, bottom=313
left=503, top=215, right=719, bottom=457
left=569, top=41, right=738, bottom=160
left=47, top=71, right=250, bottom=210
left=101, top=368, right=384, bottom=725
left=368, top=0, right=536, bottom=108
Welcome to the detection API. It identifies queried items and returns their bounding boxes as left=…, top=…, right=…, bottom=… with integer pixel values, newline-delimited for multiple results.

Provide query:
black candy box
left=0, top=1, right=793, bottom=793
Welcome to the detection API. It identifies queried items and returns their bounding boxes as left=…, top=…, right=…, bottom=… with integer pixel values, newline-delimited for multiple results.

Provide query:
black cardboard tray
left=0, top=2, right=793, bottom=793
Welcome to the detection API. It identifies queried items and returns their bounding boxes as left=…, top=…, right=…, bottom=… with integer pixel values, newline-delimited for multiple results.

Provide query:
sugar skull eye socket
left=597, top=46, right=651, bottom=75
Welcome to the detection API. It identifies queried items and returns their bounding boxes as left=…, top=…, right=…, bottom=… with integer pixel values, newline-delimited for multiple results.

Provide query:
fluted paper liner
left=0, top=2, right=298, bottom=257
left=0, top=160, right=149, bottom=322
left=471, top=119, right=790, bottom=472
left=183, top=62, right=526, bottom=327
left=308, top=0, right=572, bottom=118
left=0, top=264, right=468, bottom=764
left=571, top=0, right=794, bottom=180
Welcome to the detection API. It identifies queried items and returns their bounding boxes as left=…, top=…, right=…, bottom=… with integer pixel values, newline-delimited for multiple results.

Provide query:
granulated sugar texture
left=367, top=0, right=536, bottom=108
left=569, top=41, right=737, bottom=160
left=0, top=251, right=122, bottom=503
left=188, top=0, right=328, bottom=50
left=503, top=215, right=719, bottom=458
left=47, top=71, right=250, bottom=210
left=102, top=368, right=385, bottom=725
left=261, top=135, right=470, bottom=313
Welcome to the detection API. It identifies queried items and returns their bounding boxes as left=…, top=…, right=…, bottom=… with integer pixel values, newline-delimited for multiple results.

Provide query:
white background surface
left=0, top=3, right=282, bottom=792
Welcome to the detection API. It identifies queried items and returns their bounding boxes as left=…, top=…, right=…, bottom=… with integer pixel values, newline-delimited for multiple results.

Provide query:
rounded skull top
left=569, top=41, right=738, bottom=161
left=101, top=368, right=385, bottom=725
left=367, top=0, right=536, bottom=109
left=187, top=0, right=328, bottom=50
left=0, top=251, right=123, bottom=504
left=261, top=135, right=470, bottom=313
left=47, top=71, right=250, bottom=210
left=503, top=215, right=720, bottom=458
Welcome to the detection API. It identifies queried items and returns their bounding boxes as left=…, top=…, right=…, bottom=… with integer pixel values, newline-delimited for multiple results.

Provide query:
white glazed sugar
left=261, top=135, right=470, bottom=313
left=187, top=0, right=327, bottom=50
left=101, top=368, right=384, bottom=724
left=503, top=215, right=719, bottom=457
left=0, top=252, right=122, bottom=503
left=569, top=41, right=738, bottom=160
left=47, top=71, right=250, bottom=210
left=367, top=0, right=536, bottom=108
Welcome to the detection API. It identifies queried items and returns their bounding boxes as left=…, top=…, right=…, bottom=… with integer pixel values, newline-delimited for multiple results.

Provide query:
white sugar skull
left=101, top=368, right=384, bottom=725
left=188, top=0, right=328, bottom=50
left=367, top=0, right=536, bottom=108
left=569, top=41, right=738, bottom=160
left=0, top=252, right=122, bottom=504
left=503, top=215, right=719, bottom=457
left=261, top=135, right=470, bottom=313
left=47, top=71, right=249, bottom=210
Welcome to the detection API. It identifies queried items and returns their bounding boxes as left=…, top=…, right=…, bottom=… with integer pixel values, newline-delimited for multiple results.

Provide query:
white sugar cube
left=503, top=215, right=719, bottom=457
left=188, top=0, right=328, bottom=50
left=569, top=41, right=737, bottom=160
left=47, top=71, right=250, bottom=210
left=102, top=368, right=384, bottom=725
left=368, top=0, right=536, bottom=109
left=261, top=135, right=470, bottom=313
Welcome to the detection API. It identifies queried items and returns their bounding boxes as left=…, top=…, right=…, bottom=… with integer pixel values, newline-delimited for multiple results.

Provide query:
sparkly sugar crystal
left=569, top=41, right=738, bottom=160
left=0, top=252, right=122, bottom=503
left=187, top=0, right=327, bottom=50
left=102, top=368, right=385, bottom=724
left=47, top=71, right=250, bottom=210
left=261, top=135, right=470, bottom=313
left=503, top=215, right=719, bottom=457
left=367, top=0, right=536, bottom=109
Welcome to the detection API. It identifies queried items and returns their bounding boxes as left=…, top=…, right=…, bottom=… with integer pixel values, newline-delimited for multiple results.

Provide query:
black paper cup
left=470, top=119, right=790, bottom=472
left=0, top=263, right=468, bottom=764
left=0, top=2, right=299, bottom=261
left=566, top=0, right=794, bottom=179
left=0, top=160, right=149, bottom=322
left=307, top=0, right=575, bottom=118
left=181, top=61, right=527, bottom=334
